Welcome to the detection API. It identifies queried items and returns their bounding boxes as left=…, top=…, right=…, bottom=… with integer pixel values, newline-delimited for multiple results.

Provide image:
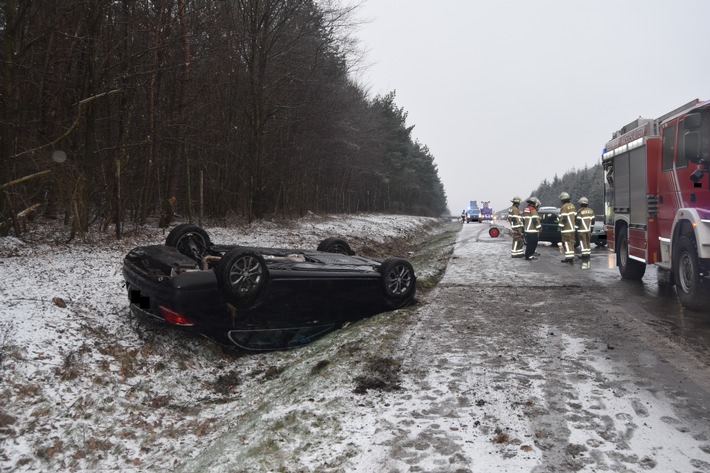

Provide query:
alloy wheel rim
left=387, top=265, right=412, bottom=296
left=229, top=256, right=263, bottom=294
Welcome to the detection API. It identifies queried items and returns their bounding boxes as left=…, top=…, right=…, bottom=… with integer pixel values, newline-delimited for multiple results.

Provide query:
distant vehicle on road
left=466, top=201, right=480, bottom=223
left=481, top=201, right=493, bottom=221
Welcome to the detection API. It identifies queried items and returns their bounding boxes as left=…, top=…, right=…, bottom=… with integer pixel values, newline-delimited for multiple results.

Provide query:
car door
left=540, top=211, right=560, bottom=243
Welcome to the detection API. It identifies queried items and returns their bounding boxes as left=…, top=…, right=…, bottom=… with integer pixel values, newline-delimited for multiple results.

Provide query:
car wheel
left=673, top=235, right=710, bottom=311
left=595, top=241, right=607, bottom=247
left=215, top=249, right=269, bottom=307
left=617, top=227, right=645, bottom=280
left=165, top=224, right=211, bottom=261
left=317, top=237, right=353, bottom=255
left=379, top=258, right=416, bottom=308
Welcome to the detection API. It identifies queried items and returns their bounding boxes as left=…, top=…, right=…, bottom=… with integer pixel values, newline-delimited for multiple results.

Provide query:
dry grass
left=212, top=370, right=240, bottom=395
left=492, top=427, right=511, bottom=444
left=353, top=356, right=402, bottom=394
left=310, top=359, right=330, bottom=375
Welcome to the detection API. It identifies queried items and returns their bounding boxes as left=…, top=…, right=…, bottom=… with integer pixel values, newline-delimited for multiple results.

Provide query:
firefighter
left=507, top=196, right=524, bottom=258
left=576, top=196, right=595, bottom=259
left=559, top=191, right=576, bottom=263
left=522, top=197, right=542, bottom=260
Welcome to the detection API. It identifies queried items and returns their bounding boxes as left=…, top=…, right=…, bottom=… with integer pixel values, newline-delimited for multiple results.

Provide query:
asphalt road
left=363, top=221, right=710, bottom=472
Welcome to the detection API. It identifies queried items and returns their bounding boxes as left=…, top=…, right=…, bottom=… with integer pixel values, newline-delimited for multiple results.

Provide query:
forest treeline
left=0, top=0, right=447, bottom=238
left=528, top=163, right=604, bottom=215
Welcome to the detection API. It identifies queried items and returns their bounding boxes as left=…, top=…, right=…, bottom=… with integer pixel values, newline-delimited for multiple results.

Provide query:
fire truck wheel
left=674, top=236, right=710, bottom=311
left=617, top=228, right=645, bottom=280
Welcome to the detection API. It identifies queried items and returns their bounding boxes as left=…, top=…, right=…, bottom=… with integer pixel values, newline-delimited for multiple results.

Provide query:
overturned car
left=122, top=224, right=416, bottom=351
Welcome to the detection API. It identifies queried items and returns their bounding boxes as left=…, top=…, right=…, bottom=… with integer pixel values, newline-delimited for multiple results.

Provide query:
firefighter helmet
left=511, top=196, right=522, bottom=204
left=559, top=191, right=570, bottom=201
left=578, top=196, right=589, bottom=205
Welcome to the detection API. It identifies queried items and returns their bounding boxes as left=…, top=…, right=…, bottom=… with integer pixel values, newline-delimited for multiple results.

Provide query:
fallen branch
left=16, top=203, right=41, bottom=219
left=0, top=171, right=51, bottom=191
left=0, top=202, right=42, bottom=235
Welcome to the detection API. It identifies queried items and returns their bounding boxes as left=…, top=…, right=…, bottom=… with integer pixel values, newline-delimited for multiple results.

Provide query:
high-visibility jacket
left=522, top=205, right=541, bottom=233
left=507, top=205, right=523, bottom=230
left=576, top=206, right=595, bottom=233
left=559, top=202, right=576, bottom=233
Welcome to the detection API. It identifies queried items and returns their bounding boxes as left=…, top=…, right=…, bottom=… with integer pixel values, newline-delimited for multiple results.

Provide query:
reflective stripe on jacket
left=576, top=207, right=595, bottom=233
left=559, top=202, right=576, bottom=233
left=522, top=205, right=541, bottom=232
left=507, top=205, right=523, bottom=229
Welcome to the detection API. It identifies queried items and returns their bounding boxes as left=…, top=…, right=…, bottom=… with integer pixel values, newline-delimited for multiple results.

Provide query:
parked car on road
left=537, top=206, right=565, bottom=245
left=529, top=207, right=606, bottom=248
left=122, top=224, right=416, bottom=351
left=591, top=216, right=607, bottom=247
left=525, top=207, right=580, bottom=247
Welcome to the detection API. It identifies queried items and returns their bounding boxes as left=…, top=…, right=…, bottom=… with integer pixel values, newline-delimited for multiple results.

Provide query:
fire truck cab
left=602, top=98, right=710, bottom=311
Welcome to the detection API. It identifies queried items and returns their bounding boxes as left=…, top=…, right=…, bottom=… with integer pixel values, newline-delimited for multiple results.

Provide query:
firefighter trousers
left=524, top=232, right=538, bottom=258
left=511, top=229, right=524, bottom=257
left=561, top=232, right=575, bottom=260
left=578, top=232, right=591, bottom=258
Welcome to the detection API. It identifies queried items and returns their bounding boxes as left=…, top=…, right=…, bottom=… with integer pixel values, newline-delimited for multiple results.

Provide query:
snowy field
left=0, top=213, right=442, bottom=472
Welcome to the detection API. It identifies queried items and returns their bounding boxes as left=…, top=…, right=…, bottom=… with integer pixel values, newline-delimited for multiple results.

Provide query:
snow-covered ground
left=2, top=216, right=710, bottom=472
left=0, top=213, right=443, bottom=472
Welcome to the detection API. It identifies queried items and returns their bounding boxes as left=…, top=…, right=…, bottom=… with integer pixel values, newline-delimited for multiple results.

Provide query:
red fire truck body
left=603, top=98, right=710, bottom=310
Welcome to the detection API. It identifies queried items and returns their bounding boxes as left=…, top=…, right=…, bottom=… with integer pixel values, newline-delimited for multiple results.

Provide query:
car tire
left=617, top=227, right=645, bottom=280
left=317, top=237, right=354, bottom=255
left=673, top=235, right=710, bottom=311
left=379, top=258, right=416, bottom=308
left=215, top=249, right=269, bottom=308
left=165, top=224, right=211, bottom=261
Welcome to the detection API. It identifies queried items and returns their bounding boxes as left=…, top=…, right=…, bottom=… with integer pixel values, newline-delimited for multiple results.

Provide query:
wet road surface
left=517, top=224, right=710, bottom=364
left=355, top=221, right=710, bottom=472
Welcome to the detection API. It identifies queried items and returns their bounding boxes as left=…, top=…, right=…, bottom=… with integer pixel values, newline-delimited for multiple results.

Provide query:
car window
left=541, top=213, right=558, bottom=224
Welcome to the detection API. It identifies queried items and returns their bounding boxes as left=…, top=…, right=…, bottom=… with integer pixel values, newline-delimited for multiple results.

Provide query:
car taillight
left=158, top=306, right=196, bottom=326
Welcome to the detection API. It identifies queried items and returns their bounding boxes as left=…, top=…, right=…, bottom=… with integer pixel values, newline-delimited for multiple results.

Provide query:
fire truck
left=481, top=201, right=493, bottom=221
left=602, top=98, right=710, bottom=311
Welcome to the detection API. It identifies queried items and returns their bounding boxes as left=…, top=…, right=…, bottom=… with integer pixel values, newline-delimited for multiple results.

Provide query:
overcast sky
left=351, top=0, right=710, bottom=214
